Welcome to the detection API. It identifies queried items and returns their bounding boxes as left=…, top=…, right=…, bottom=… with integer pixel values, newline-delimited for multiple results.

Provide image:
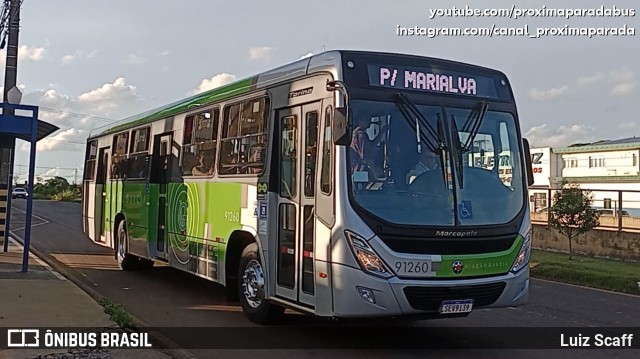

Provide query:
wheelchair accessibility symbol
left=458, top=201, right=473, bottom=219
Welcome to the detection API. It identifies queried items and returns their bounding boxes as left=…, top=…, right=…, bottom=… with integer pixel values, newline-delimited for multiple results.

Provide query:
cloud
left=249, top=47, right=275, bottom=61
left=191, top=73, right=236, bottom=95
left=21, top=128, right=86, bottom=152
left=38, top=167, right=60, bottom=179
left=528, top=85, right=569, bottom=101
left=18, top=45, right=46, bottom=61
left=17, top=77, right=156, bottom=153
left=576, top=72, right=605, bottom=87
left=61, top=55, right=75, bottom=65
left=126, top=54, right=147, bottom=65
left=77, top=77, right=140, bottom=113
left=299, top=52, right=313, bottom=59
left=125, top=50, right=170, bottom=66
left=525, top=123, right=596, bottom=148
left=611, top=81, right=637, bottom=96
left=618, top=121, right=636, bottom=129
left=0, top=45, right=46, bottom=67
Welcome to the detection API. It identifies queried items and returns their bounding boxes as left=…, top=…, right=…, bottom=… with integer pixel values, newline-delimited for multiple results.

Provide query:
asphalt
left=0, top=237, right=176, bottom=359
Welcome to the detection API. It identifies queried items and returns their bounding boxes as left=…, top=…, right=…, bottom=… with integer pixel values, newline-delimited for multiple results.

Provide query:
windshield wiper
left=394, top=93, right=449, bottom=187
left=394, top=93, right=446, bottom=152
left=461, top=101, right=488, bottom=152
left=449, top=114, right=465, bottom=189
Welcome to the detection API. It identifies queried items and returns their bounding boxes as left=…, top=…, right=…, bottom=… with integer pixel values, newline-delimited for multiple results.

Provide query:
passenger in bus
left=192, top=152, right=214, bottom=176
left=248, top=134, right=267, bottom=173
left=406, top=150, right=439, bottom=184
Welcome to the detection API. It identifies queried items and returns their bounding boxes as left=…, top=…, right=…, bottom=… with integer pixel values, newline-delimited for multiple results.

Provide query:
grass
left=98, top=298, right=136, bottom=330
left=530, top=249, right=640, bottom=295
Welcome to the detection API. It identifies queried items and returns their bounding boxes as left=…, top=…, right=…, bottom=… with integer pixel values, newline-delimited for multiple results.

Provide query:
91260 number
left=395, top=261, right=430, bottom=274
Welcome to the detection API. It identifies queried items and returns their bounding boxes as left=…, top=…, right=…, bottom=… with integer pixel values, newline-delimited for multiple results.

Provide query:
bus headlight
left=511, top=231, right=531, bottom=273
left=345, top=231, right=393, bottom=279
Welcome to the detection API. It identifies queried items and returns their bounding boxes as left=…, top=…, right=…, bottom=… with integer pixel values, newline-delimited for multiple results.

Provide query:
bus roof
left=88, top=50, right=507, bottom=139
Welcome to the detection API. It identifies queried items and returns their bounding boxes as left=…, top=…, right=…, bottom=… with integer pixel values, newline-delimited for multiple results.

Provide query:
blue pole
left=3, top=144, right=15, bottom=252
left=21, top=108, right=38, bottom=272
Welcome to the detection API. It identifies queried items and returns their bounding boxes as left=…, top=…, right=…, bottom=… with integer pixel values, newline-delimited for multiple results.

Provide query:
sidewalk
left=0, top=237, right=174, bottom=359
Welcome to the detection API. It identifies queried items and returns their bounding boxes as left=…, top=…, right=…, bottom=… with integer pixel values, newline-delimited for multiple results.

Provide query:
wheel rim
left=242, top=259, right=265, bottom=308
left=117, top=224, right=127, bottom=260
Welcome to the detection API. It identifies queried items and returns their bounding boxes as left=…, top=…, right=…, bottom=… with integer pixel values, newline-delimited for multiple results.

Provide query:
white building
left=528, top=137, right=640, bottom=215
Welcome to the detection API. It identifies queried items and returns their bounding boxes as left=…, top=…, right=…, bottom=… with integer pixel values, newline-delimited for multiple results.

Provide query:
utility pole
left=3, top=0, right=20, bottom=103
left=1, top=0, right=21, bottom=252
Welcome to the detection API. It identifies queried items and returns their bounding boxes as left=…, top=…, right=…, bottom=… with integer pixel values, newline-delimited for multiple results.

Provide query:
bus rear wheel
left=238, top=244, right=284, bottom=324
left=116, top=221, right=138, bottom=271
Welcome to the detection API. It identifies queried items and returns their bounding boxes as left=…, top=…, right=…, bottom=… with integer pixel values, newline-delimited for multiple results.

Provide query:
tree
left=549, top=182, right=600, bottom=260
left=44, top=176, right=70, bottom=195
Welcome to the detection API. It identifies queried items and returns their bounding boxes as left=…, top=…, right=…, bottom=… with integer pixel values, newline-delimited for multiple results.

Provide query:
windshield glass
left=348, top=99, right=524, bottom=226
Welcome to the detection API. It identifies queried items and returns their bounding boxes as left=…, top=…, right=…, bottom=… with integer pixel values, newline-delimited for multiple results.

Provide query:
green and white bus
left=82, top=50, right=534, bottom=324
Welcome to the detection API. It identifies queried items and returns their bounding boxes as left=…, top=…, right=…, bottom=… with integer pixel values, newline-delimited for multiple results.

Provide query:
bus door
left=152, top=133, right=172, bottom=260
left=275, top=102, right=321, bottom=307
left=96, top=147, right=110, bottom=243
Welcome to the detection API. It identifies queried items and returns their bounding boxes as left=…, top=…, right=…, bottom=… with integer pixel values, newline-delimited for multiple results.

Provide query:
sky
left=1, top=0, right=638, bottom=183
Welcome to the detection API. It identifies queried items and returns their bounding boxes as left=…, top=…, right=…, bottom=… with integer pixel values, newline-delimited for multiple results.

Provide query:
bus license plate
left=439, top=299, right=474, bottom=314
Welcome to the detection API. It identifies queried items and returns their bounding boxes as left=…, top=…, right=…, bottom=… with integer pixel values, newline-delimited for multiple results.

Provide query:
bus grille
left=403, top=282, right=506, bottom=311
left=380, top=235, right=516, bottom=255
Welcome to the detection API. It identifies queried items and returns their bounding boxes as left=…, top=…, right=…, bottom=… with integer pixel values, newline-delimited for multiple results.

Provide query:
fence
left=529, top=187, right=640, bottom=232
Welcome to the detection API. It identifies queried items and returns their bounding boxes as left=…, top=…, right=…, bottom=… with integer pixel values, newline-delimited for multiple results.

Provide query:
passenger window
left=182, top=109, right=219, bottom=176
left=219, top=97, right=269, bottom=175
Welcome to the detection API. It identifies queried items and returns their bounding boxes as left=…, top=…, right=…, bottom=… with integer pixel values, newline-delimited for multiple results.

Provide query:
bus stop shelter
left=0, top=103, right=59, bottom=272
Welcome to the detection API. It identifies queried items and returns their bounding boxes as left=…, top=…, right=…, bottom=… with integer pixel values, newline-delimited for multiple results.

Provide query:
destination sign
left=367, top=64, right=501, bottom=99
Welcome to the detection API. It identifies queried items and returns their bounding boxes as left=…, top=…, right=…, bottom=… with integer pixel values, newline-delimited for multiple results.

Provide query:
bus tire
left=116, top=220, right=138, bottom=271
left=238, top=244, right=284, bottom=324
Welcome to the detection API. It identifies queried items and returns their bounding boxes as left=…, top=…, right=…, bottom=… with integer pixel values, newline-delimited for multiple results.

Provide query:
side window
left=181, top=109, right=219, bottom=176
left=304, top=111, right=318, bottom=197
left=320, top=108, right=332, bottom=194
left=111, top=132, right=129, bottom=179
left=280, top=115, right=297, bottom=199
left=127, top=127, right=151, bottom=179
left=130, top=127, right=150, bottom=154
left=84, top=140, right=97, bottom=180
left=219, top=97, right=269, bottom=175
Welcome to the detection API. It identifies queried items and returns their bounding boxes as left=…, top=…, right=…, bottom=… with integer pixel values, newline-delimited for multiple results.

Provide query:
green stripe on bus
left=437, top=235, right=523, bottom=278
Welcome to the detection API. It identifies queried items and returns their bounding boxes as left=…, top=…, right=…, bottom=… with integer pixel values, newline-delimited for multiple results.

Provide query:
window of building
left=563, top=157, right=578, bottom=168
left=633, top=153, right=637, bottom=167
left=182, top=109, right=219, bottom=176
left=218, top=97, right=269, bottom=175
left=589, top=156, right=605, bottom=168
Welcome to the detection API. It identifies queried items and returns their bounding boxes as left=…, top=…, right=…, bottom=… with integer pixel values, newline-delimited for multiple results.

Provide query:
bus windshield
left=348, top=99, right=524, bottom=227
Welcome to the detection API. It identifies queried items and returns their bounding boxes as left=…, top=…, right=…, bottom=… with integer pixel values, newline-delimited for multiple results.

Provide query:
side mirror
left=522, top=138, right=534, bottom=186
left=333, top=107, right=350, bottom=145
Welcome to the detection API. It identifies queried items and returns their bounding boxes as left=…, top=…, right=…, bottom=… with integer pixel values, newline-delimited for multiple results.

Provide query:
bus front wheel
left=116, top=221, right=138, bottom=271
left=238, top=244, right=284, bottom=324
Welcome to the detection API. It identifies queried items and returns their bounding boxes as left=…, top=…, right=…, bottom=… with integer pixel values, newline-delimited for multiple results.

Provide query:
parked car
left=11, top=187, right=28, bottom=199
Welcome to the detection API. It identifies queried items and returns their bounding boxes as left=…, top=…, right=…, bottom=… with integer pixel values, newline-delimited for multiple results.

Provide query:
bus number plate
left=394, top=261, right=430, bottom=276
left=439, top=299, right=474, bottom=314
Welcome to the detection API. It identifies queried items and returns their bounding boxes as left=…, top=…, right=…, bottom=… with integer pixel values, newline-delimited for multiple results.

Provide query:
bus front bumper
left=331, top=263, right=529, bottom=318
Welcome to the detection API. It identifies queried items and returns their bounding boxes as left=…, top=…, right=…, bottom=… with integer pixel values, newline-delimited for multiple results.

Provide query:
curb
left=9, top=233, right=196, bottom=359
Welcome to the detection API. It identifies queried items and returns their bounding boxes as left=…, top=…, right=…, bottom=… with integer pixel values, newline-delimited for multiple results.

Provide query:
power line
left=38, top=107, right=117, bottom=123
left=14, top=164, right=83, bottom=170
